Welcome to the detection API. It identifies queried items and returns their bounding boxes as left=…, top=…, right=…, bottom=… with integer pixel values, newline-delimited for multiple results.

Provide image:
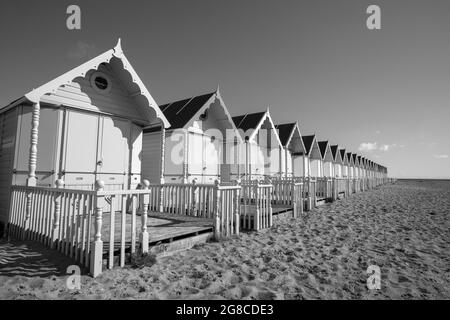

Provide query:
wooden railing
left=240, top=181, right=273, bottom=231
left=291, top=182, right=304, bottom=218
left=8, top=182, right=97, bottom=271
left=315, top=177, right=332, bottom=201
left=214, top=182, right=241, bottom=239
left=269, top=178, right=304, bottom=217
left=304, top=178, right=316, bottom=210
left=7, top=179, right=242, bottom=277
left=335, top=178, right=348, bottom=198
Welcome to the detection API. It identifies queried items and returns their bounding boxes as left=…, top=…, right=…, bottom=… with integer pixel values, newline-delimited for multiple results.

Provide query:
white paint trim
left=23, top=39, right=170, bottom=128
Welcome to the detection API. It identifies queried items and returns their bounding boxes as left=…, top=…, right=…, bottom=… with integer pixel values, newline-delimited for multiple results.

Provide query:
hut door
left=96, top=117, right=129, bottom=192
left=203, top=135, right=219, bottom=184
left=188, top=132, right=203, bottom=183
left=63, top=111, right=99, bottom=189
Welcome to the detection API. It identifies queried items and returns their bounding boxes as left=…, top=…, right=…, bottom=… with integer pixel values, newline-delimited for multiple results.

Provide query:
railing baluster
left=108, top=195, right=115, bottom=269
left=140, top=180, right=150, bottom=254
left=90, top=180, right=105, bottom=277
left=79, top=194, right=86, bottom=265
left=120, top=195, right=126, bottom=268
left=131, top=194, right=137, bottom=254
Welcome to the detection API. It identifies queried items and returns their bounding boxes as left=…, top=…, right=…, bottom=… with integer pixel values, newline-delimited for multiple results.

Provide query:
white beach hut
left=330, top=145, right=344, bottom=178
left=318, top=141, right=334, bottom=178
left=142, top=89, right=242, bottom=184
left=275, top=122, right=306, bottom=179
left=0, top=40, right=170, bottom=230
left=232, top=110, right=283, bottom=180
left=300, top=135, right=322, bottom=179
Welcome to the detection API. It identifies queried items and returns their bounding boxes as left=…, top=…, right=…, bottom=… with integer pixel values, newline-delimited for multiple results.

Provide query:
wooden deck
left=100, top=211, right=214, bottom=254
left=272, top=205, right=293, bottom=215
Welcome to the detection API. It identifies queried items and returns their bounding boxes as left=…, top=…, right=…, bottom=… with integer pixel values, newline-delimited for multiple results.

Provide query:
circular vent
left=90, top=72, right=112, bottom=94
left=94, top=76, right=108, bottom=90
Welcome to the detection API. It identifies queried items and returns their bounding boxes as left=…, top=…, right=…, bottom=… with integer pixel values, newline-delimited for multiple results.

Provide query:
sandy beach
left=1, top=179, right=449, bottom=300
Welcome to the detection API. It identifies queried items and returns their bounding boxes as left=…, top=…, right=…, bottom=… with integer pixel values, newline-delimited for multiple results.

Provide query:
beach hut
left=274, top=122, right=306, bottom=179
left=340, top=149, right=349, bottom=178
left=351, top=154, right=359, bottom=179
left=299, top=135, right=322, bottom=179
left=361, top=157, right=367, bottom=180
left=0, top=39, right=170, bottom=230
left=330, top=145, right=344, bottom=178
left=357, top=156, right=363, bottom=179
left=232, top=109, right=283, bottom=180
left=346, top=152, right=355, bottom=178
left=318, top=141, right=334, bottom=178
left=142, top=89, right=242, bottom=184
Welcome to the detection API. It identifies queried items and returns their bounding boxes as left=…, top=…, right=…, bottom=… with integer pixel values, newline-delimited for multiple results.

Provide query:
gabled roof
left=346, top=152, right=354, bottom=165
left=318, top=141, right=334, bottom=162
left=275, top=122, right=306, bottom=154
left=232, top=112, right=267, bottom=133
left=1, top=39, right=169, bottom=127
left=159, top=92, right=215, bottom=129
left=232, top=109, right=282, bottom=147
left=318, top=141, right=328, bottom=159
left=352, top=153, right=359, bottom=165
left=302, top=135, right=316, bottom=156
left=339, top=149, right=347, bottom=164
left=330, top=145, right=341, bottom=162
left=275, top=123, right=296, bottom=147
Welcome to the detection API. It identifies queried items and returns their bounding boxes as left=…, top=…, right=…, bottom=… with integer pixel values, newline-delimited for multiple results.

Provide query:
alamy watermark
left=367, top=265, right=381, bottom=290
left=66, top=5, right=81, bottom=30
left=366, top=5, right=381, bottom=30
left=66, top=265, right=81, bottom=290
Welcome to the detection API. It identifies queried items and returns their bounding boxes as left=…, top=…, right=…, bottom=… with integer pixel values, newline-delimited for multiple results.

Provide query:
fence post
left=268, top=186, right=273, bottom=227
left=90, top=180, right=105, bottom=277
left=140, top=180, right=150, bottom=254
left=291, top=181, right=296, bottom=218
left=158, top=179, right=165, bottom=213
left=299, top=183, right=304, bottom=216
left=22, top=189, right=33, bottom=241
left=233, top=179, right=240, bottom=236
left=51, top=179, right=64, bottom=249
left=191, top=179, right=198, bottom=216
left=254, top=180, right=260, bottom=231
left=213, top=180, right=221, bottom=240
left=313, top=180, right=317, bottom=208
left=305, top=179, right=311, bottom=211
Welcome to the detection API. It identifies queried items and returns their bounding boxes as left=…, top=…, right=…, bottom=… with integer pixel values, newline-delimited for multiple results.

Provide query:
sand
left=1, top=179, right=449, bottom=300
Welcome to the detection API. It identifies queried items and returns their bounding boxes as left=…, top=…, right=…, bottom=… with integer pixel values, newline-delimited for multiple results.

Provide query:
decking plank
left=99, top=211, right=214, bottom=249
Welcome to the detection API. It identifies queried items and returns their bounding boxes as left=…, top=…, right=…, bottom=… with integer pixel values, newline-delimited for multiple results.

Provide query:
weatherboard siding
left=0, top=108, right=18, bottom=223
left=142, top=131, right=163, bottom=183
left=41, top=64, right=144, bottom=122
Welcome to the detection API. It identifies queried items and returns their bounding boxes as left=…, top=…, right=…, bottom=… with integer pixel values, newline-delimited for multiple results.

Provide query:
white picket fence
left=7, top=176, right=394, bottom=277
left=240, top=180, right=273, bottom=231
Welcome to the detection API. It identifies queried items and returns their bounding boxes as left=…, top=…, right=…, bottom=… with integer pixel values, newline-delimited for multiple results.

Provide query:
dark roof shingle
left=232, top=112, right=266, bottom=133
left=275, top=123, right=296, bottom=147
left=330, top=145, right=339, bottom=161
left=302, top=135, right=316, bottom=155
left=158, top=92, right=215, bottom=130
left=318, top=141, right=329, bottom=159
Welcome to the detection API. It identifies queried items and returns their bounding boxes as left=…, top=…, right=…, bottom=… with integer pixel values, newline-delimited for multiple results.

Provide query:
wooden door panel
left=99, top=117, right=129, bottom=174
left=64, top=111, right=98, bottom=173
left=203, top=136, right=219, bottom=176
left=188, top=132, right=203, bottom=175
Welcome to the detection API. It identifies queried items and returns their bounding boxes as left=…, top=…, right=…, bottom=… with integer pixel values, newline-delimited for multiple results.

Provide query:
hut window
left=90, top=72, right=112, bottom=94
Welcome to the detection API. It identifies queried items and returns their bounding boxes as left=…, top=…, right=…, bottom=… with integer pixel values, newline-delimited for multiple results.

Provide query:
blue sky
left=0, top=0, right=449, bottom=178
